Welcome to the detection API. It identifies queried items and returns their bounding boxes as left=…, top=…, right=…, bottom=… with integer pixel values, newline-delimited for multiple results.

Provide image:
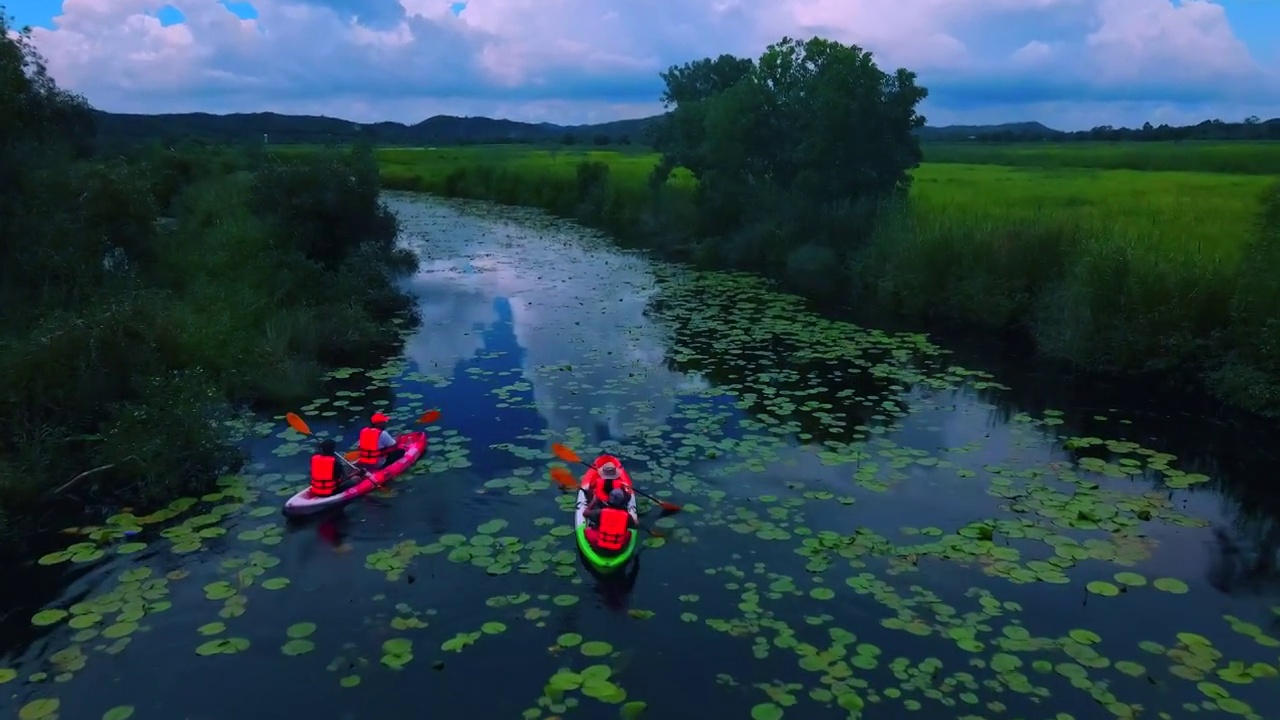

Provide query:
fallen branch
left=48, top=455, right=139, bottom=497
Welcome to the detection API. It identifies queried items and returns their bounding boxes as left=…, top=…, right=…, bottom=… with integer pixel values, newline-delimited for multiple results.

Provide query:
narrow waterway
left=1, top=194, right=1277, bottom=720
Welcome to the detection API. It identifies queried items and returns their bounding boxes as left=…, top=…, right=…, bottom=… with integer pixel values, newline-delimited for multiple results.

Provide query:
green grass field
left=373, top=144, right=1272, bottom=264
left=921, top=141, right=1280, bottom=174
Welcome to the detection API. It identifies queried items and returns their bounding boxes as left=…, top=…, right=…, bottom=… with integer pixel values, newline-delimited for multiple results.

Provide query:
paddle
left=548, top=467, right=664, bottom=539
left=342, top=409, right=443, bottom=462
left=550, top=443, right=682, bottom=513
left=286, top=411, right=371, bottom=479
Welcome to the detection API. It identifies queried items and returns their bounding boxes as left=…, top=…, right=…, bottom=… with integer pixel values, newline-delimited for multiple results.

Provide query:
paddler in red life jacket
left=586, top=462, right=623, bottom=511
left=310, top=439, right=354, bottom=497
left=584, top=488, right=638, bottom=552
left=357, top=412, right=404, bottom=470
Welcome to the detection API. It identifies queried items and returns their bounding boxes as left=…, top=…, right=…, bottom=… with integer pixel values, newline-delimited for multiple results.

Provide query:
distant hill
left=917, top=121, right=1063, bottom=141
left=91, top=110, right=660, bottom=147
left=91, top=110, right=1279, bottom=148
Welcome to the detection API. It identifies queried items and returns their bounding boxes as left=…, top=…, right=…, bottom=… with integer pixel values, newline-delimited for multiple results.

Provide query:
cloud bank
left=20, top=0, right=1280, bottom=129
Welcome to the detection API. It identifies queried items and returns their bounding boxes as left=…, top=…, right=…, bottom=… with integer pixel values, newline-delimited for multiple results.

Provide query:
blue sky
left=5, top=0, right=1279, bottom=129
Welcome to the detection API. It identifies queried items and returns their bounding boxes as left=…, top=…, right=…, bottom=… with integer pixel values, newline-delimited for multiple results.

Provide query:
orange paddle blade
left=551, top=443, right=582, bottom=465
left=549, top=467, right=579, bottom=490
left=286, top=412, right=312, bottom=436
left=343, top=450, right=361, bottom=461
left=417, top=409, right=441, bottom=424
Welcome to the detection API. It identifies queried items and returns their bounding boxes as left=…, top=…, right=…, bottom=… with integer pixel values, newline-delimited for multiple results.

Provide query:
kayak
left=283, top=432, right=428, bottom=516
left=573, top=454, right=640, bottom=573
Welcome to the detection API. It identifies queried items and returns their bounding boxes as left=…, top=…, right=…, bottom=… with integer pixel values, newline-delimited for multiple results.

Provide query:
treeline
left=386, top=35, right=1280, bottom=417
left=970, top=117, right=1280, bottom=143
left=0, top=17, right=418, bottom=543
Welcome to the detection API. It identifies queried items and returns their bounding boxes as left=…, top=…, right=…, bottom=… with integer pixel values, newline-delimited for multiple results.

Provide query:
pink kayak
left=283, top=432, right=428, bottom=516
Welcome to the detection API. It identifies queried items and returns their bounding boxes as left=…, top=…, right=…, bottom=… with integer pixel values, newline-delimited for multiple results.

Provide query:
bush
left=0, top=18, right=418, bottom=543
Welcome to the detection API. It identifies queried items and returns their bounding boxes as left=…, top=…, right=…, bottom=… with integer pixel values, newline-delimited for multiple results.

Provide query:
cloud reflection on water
left=395, top=196, right=707, bottom=442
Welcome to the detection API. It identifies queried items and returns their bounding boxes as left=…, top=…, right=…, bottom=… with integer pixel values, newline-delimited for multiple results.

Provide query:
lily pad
left=196, top=637, right=250, bottom=656
left=19, top=698, right=59, bottom=720
left=751, top=702, right=783, bottom=720
left=581, top=640, right=613, bottom=657
left=1153, top=577, right=1189, bottom=594
left=31, top=609, right=68, bottom=627
left=1086, top=581, right=1120, bottom=597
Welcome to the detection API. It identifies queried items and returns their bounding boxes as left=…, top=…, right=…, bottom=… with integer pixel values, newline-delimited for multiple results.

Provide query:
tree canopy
left=649, top=37, right=928, bottom=286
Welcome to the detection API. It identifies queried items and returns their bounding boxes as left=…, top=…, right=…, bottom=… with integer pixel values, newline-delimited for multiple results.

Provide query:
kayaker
left=584, top=488, right=637, bottom=551
left=357, top=412, right=403, bottom=469
left=310, top=439, right=354, bottom=497
left=586, top=462, right=623, bottom=510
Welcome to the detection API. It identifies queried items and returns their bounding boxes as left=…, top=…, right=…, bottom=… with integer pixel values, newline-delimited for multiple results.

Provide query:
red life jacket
left=592, top=475, right=613, bottom=502
left=357, top=427, right=385, bottom=466
left=596, top=508, right=630, bottom=551
left=310, top=455, right=339, bottom=496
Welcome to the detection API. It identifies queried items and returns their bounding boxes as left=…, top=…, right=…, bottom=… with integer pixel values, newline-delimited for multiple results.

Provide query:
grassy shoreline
left=369, top=143, right=1280, bottom=416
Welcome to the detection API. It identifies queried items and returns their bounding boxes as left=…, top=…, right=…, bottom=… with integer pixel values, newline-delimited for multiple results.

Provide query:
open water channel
left=1, top=194, right=1278, bottom=720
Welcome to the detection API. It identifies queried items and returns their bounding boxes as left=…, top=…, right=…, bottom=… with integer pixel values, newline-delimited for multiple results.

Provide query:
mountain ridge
left=90, top=110, right=1280, bottom=146
left=91, top=109, right=1070, bottom=145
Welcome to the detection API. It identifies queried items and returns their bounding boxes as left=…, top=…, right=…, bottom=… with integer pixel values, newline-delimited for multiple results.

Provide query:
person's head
left=599, top=462, right=619, bottom=481
left=319, top=439, right=336, bottom=455
left=607, top=487, right=628, bottom=509
left=371, top=412, right=389, bottom=428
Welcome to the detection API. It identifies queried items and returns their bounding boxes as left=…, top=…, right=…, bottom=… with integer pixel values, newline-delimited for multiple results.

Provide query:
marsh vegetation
left=0, top=17, right=418, bottom=541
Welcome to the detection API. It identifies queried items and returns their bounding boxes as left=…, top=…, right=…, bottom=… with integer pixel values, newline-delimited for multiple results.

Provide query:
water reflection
left=911, top=324, right=1280, bottom=604
left=395, top=197, right=707, bottom=441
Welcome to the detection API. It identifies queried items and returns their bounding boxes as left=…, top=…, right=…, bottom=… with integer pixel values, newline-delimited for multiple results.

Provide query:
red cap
left=371, top=412, right=390, bottom=424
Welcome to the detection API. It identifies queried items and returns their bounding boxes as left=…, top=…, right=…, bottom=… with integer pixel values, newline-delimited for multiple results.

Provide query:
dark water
left=2, top=194, right=1278, bottom=720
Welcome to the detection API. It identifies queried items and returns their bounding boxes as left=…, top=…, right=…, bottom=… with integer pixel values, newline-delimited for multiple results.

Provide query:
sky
left=3, top=0, right=1279, bottom=130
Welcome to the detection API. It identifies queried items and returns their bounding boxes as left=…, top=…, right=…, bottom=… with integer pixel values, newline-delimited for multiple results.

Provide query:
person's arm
left=338, top=455, right=368, bottom=477
left=379, top=430, right=397, bottom=448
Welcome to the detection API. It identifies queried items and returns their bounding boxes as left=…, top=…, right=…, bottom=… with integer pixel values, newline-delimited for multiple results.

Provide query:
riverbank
left=0, top=22, right=419, bottom=543
left=374, top=143, right=1280, bottom=416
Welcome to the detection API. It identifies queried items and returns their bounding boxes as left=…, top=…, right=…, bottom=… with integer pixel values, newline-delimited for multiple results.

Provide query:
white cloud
left=1011, top=40, right=1052, bottom=67
left=24, top=0, right=1280, bottom=128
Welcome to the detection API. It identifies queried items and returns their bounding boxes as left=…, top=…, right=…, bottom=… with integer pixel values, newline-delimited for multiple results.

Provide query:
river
left=1, top=193, right=1277, bottom=720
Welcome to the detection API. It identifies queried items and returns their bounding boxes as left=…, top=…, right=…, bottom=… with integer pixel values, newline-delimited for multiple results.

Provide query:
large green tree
left=651, top=37, right=928, bottom=275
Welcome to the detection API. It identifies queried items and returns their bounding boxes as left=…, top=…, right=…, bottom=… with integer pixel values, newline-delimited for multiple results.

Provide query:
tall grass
left=369, top=143, right=1280, bottom=415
